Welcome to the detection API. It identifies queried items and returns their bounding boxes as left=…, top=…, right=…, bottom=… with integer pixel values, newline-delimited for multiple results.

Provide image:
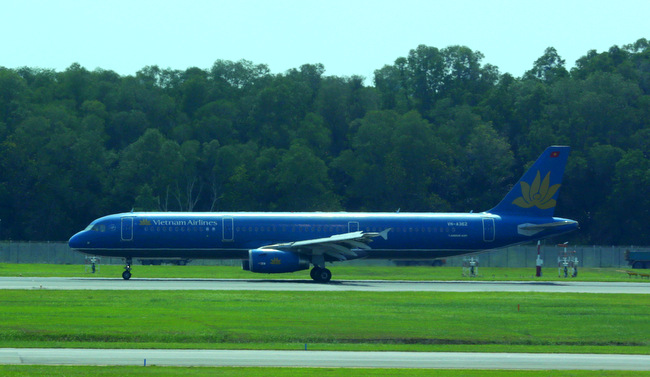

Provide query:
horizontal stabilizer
left=518, top=220, right=578, bottom=236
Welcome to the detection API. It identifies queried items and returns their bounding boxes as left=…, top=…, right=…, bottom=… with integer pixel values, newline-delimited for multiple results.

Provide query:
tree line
left=0, top=38, right=649, bottom=244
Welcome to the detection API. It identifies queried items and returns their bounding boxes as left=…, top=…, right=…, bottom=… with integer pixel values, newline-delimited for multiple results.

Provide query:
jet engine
left=242, top=249, right=310, bottom=273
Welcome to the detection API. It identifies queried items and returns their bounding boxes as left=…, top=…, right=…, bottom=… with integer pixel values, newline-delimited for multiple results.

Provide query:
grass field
left=1, top=366, right=648, bottom=376
left=1, top=290, right=648, bottom=354
left=0, top=263, right=645, bottom=282
left=1, top=366, right=648, bottom=377
left=1, top=264, right=647, bottom=373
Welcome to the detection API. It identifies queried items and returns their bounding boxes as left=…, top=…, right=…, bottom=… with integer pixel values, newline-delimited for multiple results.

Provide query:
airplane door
left=348, top=221, right=359, bottom=232
left=482, top=218, right=495, bottom=242
left=121, top=217, right=134, bottom=241
left=222, top=217, right=234, bottom=242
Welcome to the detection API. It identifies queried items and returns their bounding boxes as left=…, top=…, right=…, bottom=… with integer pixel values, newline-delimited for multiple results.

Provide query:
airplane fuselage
left=70, top=211, right=577, bottom=260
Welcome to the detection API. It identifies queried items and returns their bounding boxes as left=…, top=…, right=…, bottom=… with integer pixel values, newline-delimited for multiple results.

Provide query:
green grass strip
left=0, top=263, right=646, bottom=282
left=1, top=290, right=648, bottom=353
left=0, top=366, right=648, bottom=376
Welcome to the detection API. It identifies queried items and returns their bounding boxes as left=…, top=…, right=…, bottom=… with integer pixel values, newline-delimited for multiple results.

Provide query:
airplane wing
left=260, top=229, right=391, bottom=261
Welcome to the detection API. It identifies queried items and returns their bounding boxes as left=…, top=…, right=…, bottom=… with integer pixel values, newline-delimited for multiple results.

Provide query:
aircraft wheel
left=310, top=267, right=321, bottom=280
left=313, top=268, right=332, bottom=283
left=122, top=270, right=132, bottom=280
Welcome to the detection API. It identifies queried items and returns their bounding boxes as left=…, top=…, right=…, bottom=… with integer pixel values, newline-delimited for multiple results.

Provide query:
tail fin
left=488, top=146, right=570, bottom=217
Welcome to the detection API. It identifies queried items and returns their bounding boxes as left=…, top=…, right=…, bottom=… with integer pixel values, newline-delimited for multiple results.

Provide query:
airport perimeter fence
left=0, top=241, right=646, bottom=268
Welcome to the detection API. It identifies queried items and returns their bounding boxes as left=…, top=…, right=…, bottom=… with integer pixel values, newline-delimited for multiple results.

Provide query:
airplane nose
left=68, top=232, right=87, bottom=249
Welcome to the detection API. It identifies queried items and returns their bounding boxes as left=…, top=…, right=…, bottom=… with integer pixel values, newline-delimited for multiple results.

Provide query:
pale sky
left=3, top=0, right=648, bottom=83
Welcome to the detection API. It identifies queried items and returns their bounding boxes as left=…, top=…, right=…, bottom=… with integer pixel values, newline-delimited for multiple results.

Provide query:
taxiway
left=0, top=276, right=648, bottom=293
left=1, top=348, right=649, bottom=370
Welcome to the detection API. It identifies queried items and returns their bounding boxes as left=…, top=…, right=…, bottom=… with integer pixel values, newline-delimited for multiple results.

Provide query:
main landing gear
left=122, top=257, right=132, bottom=280
left=310, top=267, right=332, bottom=283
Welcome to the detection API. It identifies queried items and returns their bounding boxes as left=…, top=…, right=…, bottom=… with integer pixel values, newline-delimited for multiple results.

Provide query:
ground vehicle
left=625, top=250, right=650, bottom=269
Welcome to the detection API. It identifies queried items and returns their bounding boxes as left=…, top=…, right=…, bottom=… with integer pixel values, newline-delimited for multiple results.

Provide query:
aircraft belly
left=76, top=248, right=249, bottom=259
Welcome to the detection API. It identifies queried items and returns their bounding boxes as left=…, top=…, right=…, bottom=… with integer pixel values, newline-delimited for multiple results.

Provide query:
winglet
left=488, top=146, right=570, bottom=217
left=378, top=228, right=392, bottom=240
left=363, top=228, right=392, bottom=241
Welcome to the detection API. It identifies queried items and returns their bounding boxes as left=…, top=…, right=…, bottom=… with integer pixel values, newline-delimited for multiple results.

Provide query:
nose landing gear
left=122, top=257, right=132, bottom=280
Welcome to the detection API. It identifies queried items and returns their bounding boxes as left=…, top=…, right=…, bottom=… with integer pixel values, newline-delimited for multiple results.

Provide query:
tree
left=107, top=110, right=150, bottom=149
left=210, top=59, right=270, bottom=91
left=115, top=129, right=183, bottom=211
left=271, top=142, right=340, bottom=211
left=294, top=112, right=331, bottom=157
left=334, top=110, right=451, bottom=211
left=461, top=124, right=514, bottom=211
left=0, top=68, right=27, bottom=127
left=374, top=64, right=403, bottom=110
left=180, top=70, right=208, bottom=116
left=210, top=142, right=259, bottom=211
left=441, top=45, right=496, bottom=105
left=599, top=149, right=650, bottom=244
left=1, top=112, right=112, bottom=239
left=524, top=47, right=569, bottom=83
left=173, top=140, right=203, bottom=211
left=286, top=63, right=325, bottom=103
left=58, top=63, right=93, bottom=107
left=406, top=45, right=445, bottom=113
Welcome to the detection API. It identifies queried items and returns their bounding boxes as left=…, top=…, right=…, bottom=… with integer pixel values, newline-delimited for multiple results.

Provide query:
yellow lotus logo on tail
left=512, top=171, right=561, bottom=209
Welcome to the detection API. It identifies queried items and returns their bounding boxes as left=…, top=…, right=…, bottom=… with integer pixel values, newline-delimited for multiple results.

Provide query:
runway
left=0, top=276, right=649, bottom=293
left=1, top=348, right=649, bottom=370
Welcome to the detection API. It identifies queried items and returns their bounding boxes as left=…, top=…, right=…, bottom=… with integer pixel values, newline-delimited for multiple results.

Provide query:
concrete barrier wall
left=0, top=241, right=645, bottom=268
left=0, top=241, right=122, bottom=265
left=1, top=241, right=80, bottom=264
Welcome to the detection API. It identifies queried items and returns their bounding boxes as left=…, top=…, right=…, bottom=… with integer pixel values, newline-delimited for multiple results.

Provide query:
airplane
left=68, top=145, right=578, bottom=283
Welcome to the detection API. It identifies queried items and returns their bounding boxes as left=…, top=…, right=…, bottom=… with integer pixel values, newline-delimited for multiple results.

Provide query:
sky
left=3, top=0, right=649, bottom=83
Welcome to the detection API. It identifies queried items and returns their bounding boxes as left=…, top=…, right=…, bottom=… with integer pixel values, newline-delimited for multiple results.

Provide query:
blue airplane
left=69, top=146, right=578, bottom=282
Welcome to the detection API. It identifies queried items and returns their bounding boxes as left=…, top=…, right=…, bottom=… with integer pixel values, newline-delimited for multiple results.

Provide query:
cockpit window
left=85, top=223, right=107, bottom=232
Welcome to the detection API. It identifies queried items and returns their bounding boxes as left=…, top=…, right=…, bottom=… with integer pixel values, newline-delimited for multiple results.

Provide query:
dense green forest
left=1, top=39, right=649, bottom=244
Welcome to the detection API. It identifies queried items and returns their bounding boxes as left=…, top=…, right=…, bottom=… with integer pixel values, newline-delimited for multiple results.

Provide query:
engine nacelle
left=245, top=249, right=310, bottom=273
